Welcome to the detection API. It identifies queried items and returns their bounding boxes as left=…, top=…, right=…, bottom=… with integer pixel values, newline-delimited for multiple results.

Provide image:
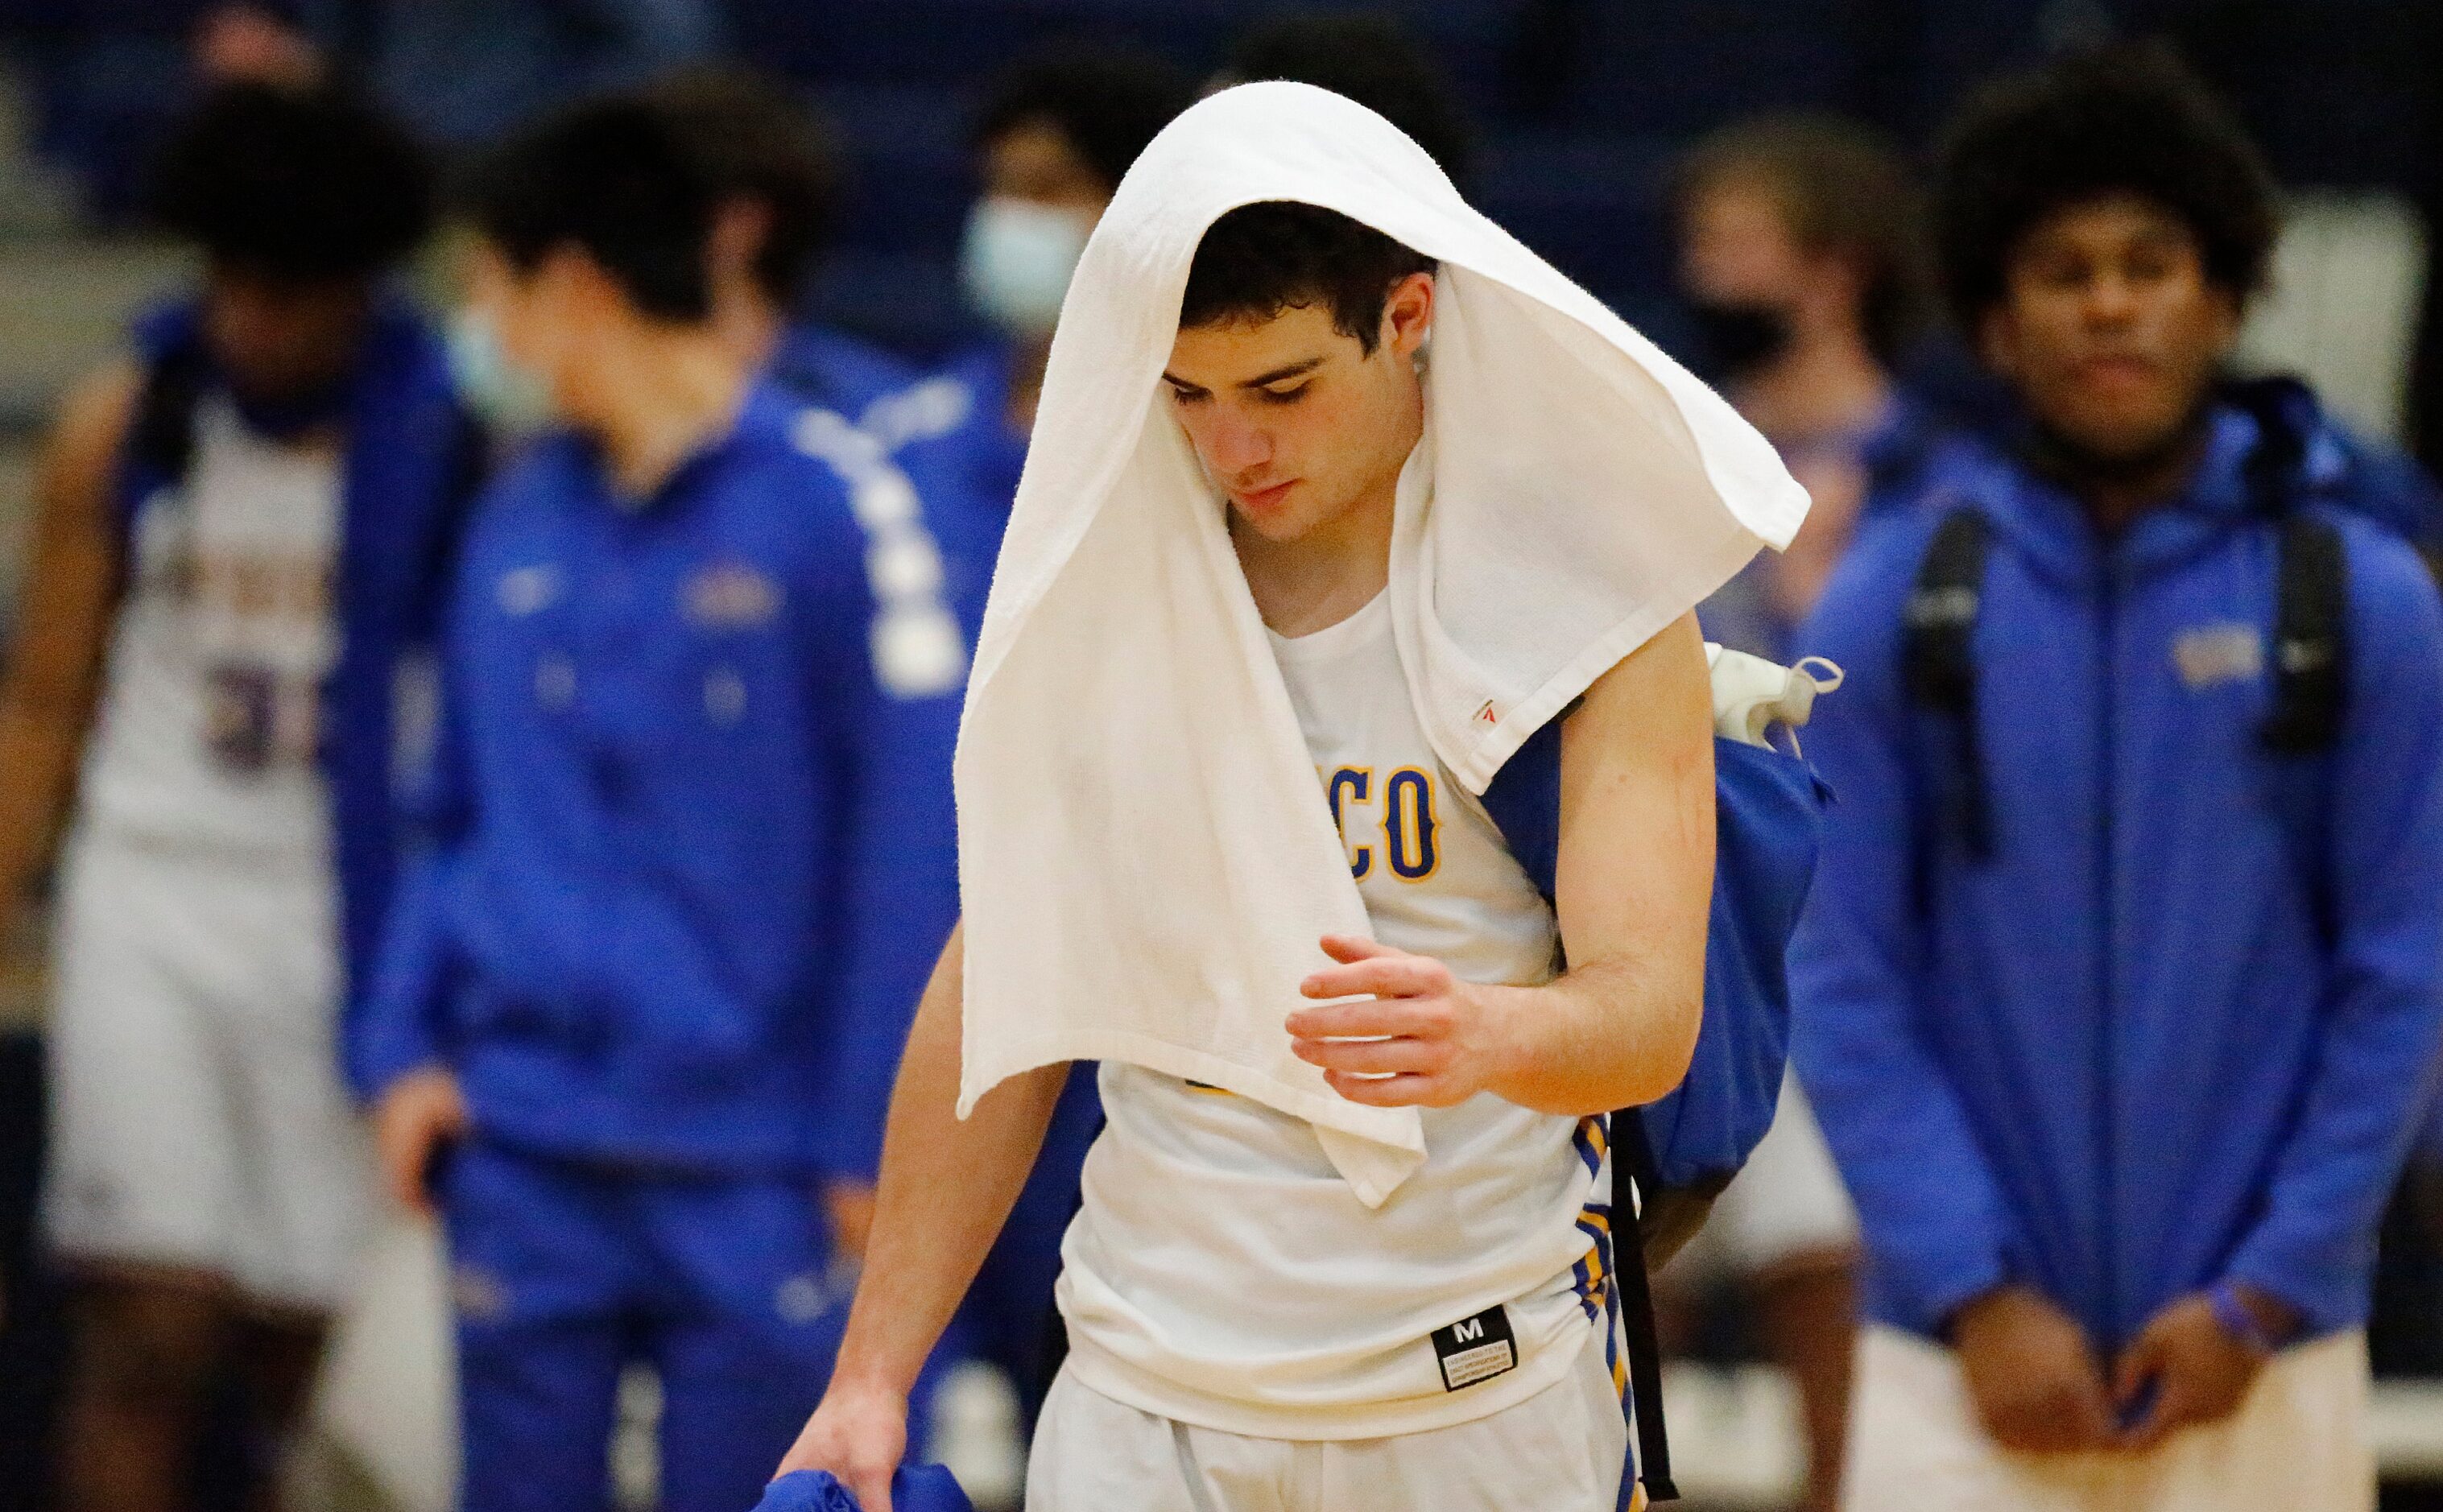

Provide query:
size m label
left=1430, top=1304, right=1519, bottom=1391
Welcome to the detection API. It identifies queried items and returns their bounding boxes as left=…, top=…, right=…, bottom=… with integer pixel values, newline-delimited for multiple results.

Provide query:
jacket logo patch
left=496, top=564, right=561, bottom=617
left=685, top=562, right=783, bottom=628
left=2172, top=623, right=2264, bottom=690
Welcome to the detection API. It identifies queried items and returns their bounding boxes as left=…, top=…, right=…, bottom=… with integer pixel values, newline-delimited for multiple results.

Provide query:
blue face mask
left=445, top=307, right=555, bottom=436
left=960, top=197, right=1093, bottom=338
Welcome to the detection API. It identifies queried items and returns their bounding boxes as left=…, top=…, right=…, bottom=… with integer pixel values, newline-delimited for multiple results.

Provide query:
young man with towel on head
left=778, top=83, right=1808, bottom=1512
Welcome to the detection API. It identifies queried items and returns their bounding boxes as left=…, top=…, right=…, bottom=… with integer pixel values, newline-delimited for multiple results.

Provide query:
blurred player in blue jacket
left=352, top=97, right=965, bottom=1512
left=1792, top=46, right=2443, bottom=1512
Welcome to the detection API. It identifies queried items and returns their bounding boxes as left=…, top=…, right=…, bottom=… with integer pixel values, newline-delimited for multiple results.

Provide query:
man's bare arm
left=0, top=363, right=138, bottom=934
left=776, top=923, right=1069, bottom=1510
left=1288, top=609, right=1716, bottom=1115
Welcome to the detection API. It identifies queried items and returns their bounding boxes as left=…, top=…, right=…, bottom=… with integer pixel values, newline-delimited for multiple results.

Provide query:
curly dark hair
left=645, top=68, right=843, bottom=309
left=1222, top=13, right=1475, bottom=185
left=1934, top=42, right=2279, bottom=329
left=972, top=48, right=1197, bottom=194
left=464, top=96, right=721, bottom=322
left=149, top=81, right=433, bottom=281
left=1180, top=202, right=1436, bottom=353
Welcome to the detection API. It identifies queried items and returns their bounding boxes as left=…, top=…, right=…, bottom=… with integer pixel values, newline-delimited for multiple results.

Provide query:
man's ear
left=1381, top=271, right=1435, bottom=359
left=707, top=199, right=772, bottom=298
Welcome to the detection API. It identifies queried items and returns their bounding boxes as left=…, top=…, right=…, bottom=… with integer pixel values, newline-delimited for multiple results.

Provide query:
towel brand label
left=1430, top=1304, right=1518, bottom=1390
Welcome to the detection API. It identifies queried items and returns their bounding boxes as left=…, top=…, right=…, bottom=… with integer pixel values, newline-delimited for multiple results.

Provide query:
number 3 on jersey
left=1325, top=766, right=1440, bottom=882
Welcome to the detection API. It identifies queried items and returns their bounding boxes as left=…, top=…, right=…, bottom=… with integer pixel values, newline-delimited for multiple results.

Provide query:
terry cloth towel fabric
left=752, top=1467, right=973, bottom=1512
left=953, top=81, right=1811, bottom=1206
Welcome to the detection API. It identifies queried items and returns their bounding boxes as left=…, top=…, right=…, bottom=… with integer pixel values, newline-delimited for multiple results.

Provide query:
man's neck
left=1234, top=474, right=1400, bottom=638
left=2025, top=412, right=2213, bottom=539
left=1732, top=327, right=1889, bottom=444
left=584, top=328, right=757, bottom=499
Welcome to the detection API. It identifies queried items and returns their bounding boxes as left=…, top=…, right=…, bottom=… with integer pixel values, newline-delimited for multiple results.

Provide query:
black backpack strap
left=1904, top=508, right=1995, bottom=861
left=2261, top=512, right=2348, bottom=754
left=1610, top=1110, right=1677, bottom=1502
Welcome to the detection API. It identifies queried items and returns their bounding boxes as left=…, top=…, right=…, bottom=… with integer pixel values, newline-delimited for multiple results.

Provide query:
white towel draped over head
left=953, top=81, right=1810, bottom=1206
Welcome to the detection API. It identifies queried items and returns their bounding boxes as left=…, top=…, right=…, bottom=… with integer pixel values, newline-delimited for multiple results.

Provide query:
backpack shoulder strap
left=2260, top=510, right=2349, bottom=755
left=1904, top=507, right=1995, bottom=860
left=1610, top=1112, right=1677, bottom=1503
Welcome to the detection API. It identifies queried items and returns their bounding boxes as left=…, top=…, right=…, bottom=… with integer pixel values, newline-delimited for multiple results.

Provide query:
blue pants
left=443, top=1141, right=865, bottom=1512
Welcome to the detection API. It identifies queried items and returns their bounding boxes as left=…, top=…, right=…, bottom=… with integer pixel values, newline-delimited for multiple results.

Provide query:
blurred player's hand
left=825, top=1180, right=878, bottom=1264
left=1951, top=1285, right=2116, bottom=1454
left=776, top=1380, right=907, bottom=1512
left=1289, top=934, right=1510, bottom=1109
left=374, top=1066, right=469, bottom=1218
left=2110, top=1289, right=2285, bottom=1451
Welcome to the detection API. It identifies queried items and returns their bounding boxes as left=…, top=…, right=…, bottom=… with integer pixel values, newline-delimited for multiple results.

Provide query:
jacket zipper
left=2094, top=549, right=2121, bottom=1350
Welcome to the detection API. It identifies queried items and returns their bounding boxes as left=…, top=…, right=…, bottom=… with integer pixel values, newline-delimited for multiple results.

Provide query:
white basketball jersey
left=81, top=396, right=341, bottom=857
left=1059, top=590, right=1615, bottom=1439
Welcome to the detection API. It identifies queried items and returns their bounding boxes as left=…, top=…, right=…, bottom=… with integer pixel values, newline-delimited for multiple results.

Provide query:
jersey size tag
left=1430, top=1304, right=1519, bottom=1391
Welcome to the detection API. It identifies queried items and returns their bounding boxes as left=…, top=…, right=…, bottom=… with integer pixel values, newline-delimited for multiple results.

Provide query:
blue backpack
left=1478, top=692, right=1832, bottom=1502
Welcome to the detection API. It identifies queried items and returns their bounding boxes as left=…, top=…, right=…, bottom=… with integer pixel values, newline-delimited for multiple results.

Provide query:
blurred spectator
left=354, top=94, right=964, bottom=1512
left=1215, top=11, right=1476, bottom=185
left=1792, top=44, right=2443, bottom=1512
left=0, top=81, right=469, bottom=1512
left=1663, top=115, right=1940, bottom=1512
left=949, top=48, right=1194, bottom=476
left=1673, top=114, right=1937, bottom=659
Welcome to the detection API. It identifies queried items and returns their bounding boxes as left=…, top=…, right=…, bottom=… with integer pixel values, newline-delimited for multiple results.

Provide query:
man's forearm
left=830, top=927, right=1069, bottom=1396
left=1482, top=951, right=1702, bottom=1116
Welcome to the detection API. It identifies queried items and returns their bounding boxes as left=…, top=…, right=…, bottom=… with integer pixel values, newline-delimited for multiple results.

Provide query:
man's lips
left=1230, top=479, right=1298, bottom=510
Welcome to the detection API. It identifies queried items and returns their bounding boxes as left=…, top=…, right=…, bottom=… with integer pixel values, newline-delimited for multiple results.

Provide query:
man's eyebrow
left=1238, top=357, right=1324, bottom=389
left=1159, top=357, right=1326, bottom=392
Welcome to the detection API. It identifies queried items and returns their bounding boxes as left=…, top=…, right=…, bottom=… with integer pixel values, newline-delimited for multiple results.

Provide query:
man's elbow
left=1617, top=973, right=1705, bottom=1109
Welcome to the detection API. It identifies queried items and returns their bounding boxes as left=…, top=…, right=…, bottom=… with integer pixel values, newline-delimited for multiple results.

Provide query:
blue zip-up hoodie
left=117, top=297, right=480, bottom=1014
left=1790, top=396, right=2443, bottom=1350
left=349, top=382, right=954, bottom=1173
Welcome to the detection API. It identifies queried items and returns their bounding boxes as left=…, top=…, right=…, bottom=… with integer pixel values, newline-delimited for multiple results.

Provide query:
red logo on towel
left=1474, top=700, right=1498, bottom=727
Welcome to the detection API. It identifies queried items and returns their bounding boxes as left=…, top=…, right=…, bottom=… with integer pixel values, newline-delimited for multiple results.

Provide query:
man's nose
left=1205, top=411, right=1272, bottom=476
left=2083, top=270, right=2143, bottom=325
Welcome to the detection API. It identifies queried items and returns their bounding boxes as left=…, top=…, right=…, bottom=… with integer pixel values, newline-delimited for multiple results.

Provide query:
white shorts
left=1843, top=1324, right=2373, bottom=1512
left=1668, top=1077, right=1858, bottom=1283
left=1025, top=1320, right=1637, bottom=1512
left=43, top=828, right=374, bottom=1312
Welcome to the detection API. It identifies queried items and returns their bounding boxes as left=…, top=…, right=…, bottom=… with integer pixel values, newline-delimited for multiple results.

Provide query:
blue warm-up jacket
left=348, top=381, right=969, bottom=1174
left=1790, top=397, right=2443, bottom=1351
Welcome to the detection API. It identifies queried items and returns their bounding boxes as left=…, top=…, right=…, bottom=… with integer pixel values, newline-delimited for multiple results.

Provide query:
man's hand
left=2110, top=1289, right=2285, bottom=1451
left=775, top=1377, right=908, bottom=1512
left=1951, top=1286, right=2117, bottom=1455
left=1288, top=934, right=1518, bottom=1109
left=374, top=1067, right=469, bottom=1217
left=825, top=1180, right=878, bottom=1266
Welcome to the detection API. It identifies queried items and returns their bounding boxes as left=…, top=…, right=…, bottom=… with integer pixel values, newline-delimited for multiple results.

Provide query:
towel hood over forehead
left=952, top=82, right=1809, bottom=1204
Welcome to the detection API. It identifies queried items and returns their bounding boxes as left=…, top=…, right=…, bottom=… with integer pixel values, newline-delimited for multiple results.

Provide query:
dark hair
left=464, top=97, right=720, bottom=321
left=971, top=48, right=1197, bottom=194
left=1180, top=202, right=1435, bottom=353
left=1675, top=114, right=1932, bottom=366
left=644, top=68, right=842, bottom=308
left=149, top=81, right=432, bottom=281
left=1934, top=42, right=2279, bottom=328
left=1222, top=13, right=1475, bottom=185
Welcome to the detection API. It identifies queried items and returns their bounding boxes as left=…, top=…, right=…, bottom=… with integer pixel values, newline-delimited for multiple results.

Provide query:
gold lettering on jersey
left=1323, top=765, right=1441, bottom=884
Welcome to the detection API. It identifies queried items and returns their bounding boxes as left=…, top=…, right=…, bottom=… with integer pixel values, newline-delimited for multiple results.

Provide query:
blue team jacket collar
left=589, top=378, right=800, bottom=513
left=1971, top=402, right=2304, bottom=589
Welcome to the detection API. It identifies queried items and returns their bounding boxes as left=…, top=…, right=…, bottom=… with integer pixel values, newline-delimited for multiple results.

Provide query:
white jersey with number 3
left=1057, top=589, right=1620, bottom=1440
